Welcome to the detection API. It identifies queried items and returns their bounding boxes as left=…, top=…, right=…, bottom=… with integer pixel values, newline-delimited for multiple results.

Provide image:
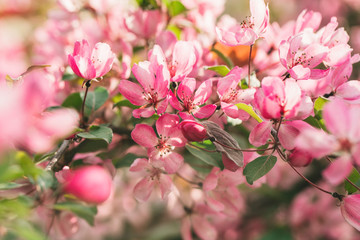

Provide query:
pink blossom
left=170, top=78, right=216, bottom=119
left=216, top=0, right=269, bottom=46
left=279, top=31, right=329, bottom=80
left=118, top=61, right=170, bottom=118
left=149, top=41, right=197, bottom=82
left=253, top=77, right=313, bottom=120
left=217, top=67, right=254, bottom=120
left=129, top=158, right=172, bottom=202
left=68, top=39, right=115, bottom=80
left=341, top=194, right=360, bottom=231
left=124, top=9, right=166, bottom=40
left=131, top=114, right=186, bottom=173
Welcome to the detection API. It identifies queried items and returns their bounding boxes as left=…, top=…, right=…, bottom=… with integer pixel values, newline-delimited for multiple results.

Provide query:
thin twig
left=80, top=80, right=91, bottom=128
left=248, top=44, right=253, bottom=87
left=45, top=140, right=71, bottom=171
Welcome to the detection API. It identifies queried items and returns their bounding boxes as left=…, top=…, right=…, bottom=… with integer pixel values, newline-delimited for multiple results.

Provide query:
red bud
left=180, top=120, right=208, bottom=142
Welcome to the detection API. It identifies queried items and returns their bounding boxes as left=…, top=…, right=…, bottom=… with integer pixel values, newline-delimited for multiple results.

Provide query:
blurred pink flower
left=341, top=194, right=360, bottom=232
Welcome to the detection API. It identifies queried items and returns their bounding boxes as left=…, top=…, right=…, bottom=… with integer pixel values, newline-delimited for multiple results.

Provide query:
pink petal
left=133, top=176, right=155, bottom=202
left=250, top=0, right=269, bottom=34
left=155, top=96, right=169, bottom=115
left=91, top=42, right=115, bottom=78
left=192, top=215, right=218, bottom=240
left=309, top=68, right=330, bottom=79
left=68, top=55, right=82, bottom=78
left=235, top=28, right=258, bottom=46
left=221, top=102, right=249, bottom=120
left=171, top=41, right=196, bottom=81
left=118, top=80, right=147, bottom=106
left=206, top=197, right=225, bottom=212
left=323, top=99, right=350, bottom=138
left=203, top=168, right=219, bottom=191
left=323, top=156, right=353, bottom=185
left=278, top=124, right=300, bottom=150
left=163, top=152, right=184, bottom=174
left=132, top=62, right=155, bottom=91
left=194, top=79, right=213, bottom=105
left=129, top=158, right=149, bottom=172
left=193, top=104, right=217, bottom=119
left=341, top=194, right=360, bottom=231
left=156, top=114, right=180, bottom=137
left=336, top=81, right=360, bottom=104
left=131, top=124, right=158, bottom=147
left=155, top=31, right=177, bottom=58
left=178, top=78, right=196, bottom=101
left=169, top=90, right=183, bottom=111
left=295, top=128, right=337, bottom=158
left=181, top=217, right=192, bottom=240
left=249, top=121, right=272, bottom=147
left=159, top=174, right=172, bottom=199
left=216, top=26, right=240, bottom=47
left=288, top=65, right=311, bottom=80
left=132, top=108, right=155, bottom=119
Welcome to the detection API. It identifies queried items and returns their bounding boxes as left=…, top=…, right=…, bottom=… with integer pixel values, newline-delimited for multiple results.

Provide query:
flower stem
left=248, top=44, right=253, bottom=87
left=80, top=80, right=91, bottom=128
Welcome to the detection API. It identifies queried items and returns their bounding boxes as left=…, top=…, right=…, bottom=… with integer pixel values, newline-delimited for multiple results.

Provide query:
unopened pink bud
left=63, top=165, right=112, bottom=204
left=180, top=120, right=208, bottom=142
left=288, top=149, right=313, bottom=167
left=341, top=194, right=360, bottom=231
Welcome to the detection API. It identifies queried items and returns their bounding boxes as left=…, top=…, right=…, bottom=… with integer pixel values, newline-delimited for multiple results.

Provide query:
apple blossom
left=341, top=194, right=360, bottom=231
left=216, top=0, right=269, bottom=46
left=68, top=39, right=115, bottom=80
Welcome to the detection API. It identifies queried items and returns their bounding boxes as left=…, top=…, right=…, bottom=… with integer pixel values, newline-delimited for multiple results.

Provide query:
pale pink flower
left=341, top=194, right=360, bottom=231
left=216, top=0, right=269, bottom=46
left=129, top=158, right=172, bottom=202
left=131, top=114, right=186, bottom=173
left=118, top=61, right=170, bottom=118
left=149, top=41, right=197, bottom=82
left=124, top=9, right=166, bottom=39
left=170, top=78, right=216, bottom=119
left=335, top=80, right=360, bottom=104
left=68, top=39, right=115, bottom=80
left=253, top=77, right=313, bottom=120
left=279, top=31, right=329, bottom=80
left=217, top=67, right=255, bottom=120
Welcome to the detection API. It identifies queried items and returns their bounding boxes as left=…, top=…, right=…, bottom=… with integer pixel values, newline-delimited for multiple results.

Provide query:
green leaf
left=137, top=0, right=159, bottom=9
left=0, top=182, right=27, bottom=190
left=15, top=152, right=43, bottom=179
left=243, top=155, right=277, bottom=185
left=168, top=0, right=187, bottom=17
left=77, top=125, right=113, bottom=144
left=304, top=116, right=322, bottom=129
left=345, top=168, right=360, bottom=194
left=62, top=92, right=82, bottom=111
left=166, top=25, right=182, bottom=39
left=10, top=219, right=46, bottom=240
left=205, top=65, right=230, bottom=77
left=185, top=144, right=224, bottom=169
left=53, top=202, right=97, bottom=226
left=81, top=87, right=109, bottom=116
left=62, top=72, right=78, bottom=81
left=113, top=99, right=140, bottom=109
left=113, top=153, right=140, bottom=168
left=210, top=48, right=234, bottom=68
left=75, top=139, right=109, bottom=153
left=236, top=103, right=263, bottom=123
left=260, top=226, right=292, bottom=240
left=314, top=97, right=329, bottom=112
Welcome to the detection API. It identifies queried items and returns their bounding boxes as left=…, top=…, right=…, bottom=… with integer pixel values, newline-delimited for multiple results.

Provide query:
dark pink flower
left=180, top=120, right=208, bottom=142
left=170, top=78, right=216, bottom=119
left=118, top=61, right=170, bottom=118
left=131, top=114, right=186, bottom=173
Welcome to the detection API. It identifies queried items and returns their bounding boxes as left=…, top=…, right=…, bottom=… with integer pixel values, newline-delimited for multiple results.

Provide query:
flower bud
left=180, top=120, right=208, bottom=142
left=63, top=165, right=112, bottom=204
left=341, top=194, right=360, bottom=231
